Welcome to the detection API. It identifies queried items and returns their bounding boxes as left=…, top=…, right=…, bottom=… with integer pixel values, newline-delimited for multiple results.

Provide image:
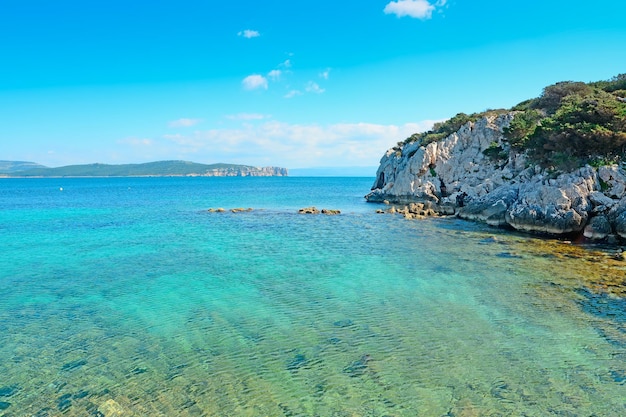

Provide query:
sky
left=1, top=0, right=626, bottom=169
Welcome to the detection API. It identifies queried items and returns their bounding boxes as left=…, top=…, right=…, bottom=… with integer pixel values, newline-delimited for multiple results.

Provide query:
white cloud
left=279, top=59, right=292, bottom=68
left=383, top=0, right=443, bottom=19
left=238, top=29, right=260, bottom=38
left=284, top=90, right=303, bottom=99
left=305, top=82, right=325, bottom=94
left=267, top=69, right=282, bottom=81
left=158, top=120, right=438, bottom=167
left=225, top=113, right=271, bottom=121
left=118, top=137, right=153, bottom=146
left=163, top=134, right=184, bottom=141
left=242, top=74, right=268, bottom=90
left=168, top=118, right=202, bottom=128
left=319, top=68, right=331, bottom=80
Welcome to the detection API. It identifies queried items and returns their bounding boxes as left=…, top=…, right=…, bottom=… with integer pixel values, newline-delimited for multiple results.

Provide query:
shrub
left=482, top=141, right=508, bottom=161
left=590, top=73, right=626, bottom=93
left=526, top=88, right=626, bottom=168
left=503, top=109, right=543, bottom=149
left=532, top=81, right=593, bottom=114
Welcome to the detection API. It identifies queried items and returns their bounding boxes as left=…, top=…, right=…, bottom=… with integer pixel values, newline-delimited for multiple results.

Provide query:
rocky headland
left=366, top=74, right=626, bottom=244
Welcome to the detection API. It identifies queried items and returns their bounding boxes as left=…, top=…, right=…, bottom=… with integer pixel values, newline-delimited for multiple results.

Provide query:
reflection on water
left=1, top=180, right=625, bottom=416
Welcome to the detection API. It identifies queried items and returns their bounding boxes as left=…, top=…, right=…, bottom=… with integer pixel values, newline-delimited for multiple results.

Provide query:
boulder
left=458, top=184, right=519, bottom=226
left=503, top=168, right=594, bottom=234
left=589, top=191, right=616, bottom=209
left=598, top=165, right=626, bottom=198
left=583, top=215, right=613, bottom=240
left=614, top=211, right=626, bottom=238
left=298, top=207, right=320, bottom=214
left=606, top=197, right=626, bottom=238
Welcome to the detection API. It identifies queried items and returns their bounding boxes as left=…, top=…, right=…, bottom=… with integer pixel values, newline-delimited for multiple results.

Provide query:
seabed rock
left=230, top=207, right=253, bottom=213
left=0, top=385, right=18, bottom=397
left=286, top=353, right=308, bottom=371
left=98, top=399, right=125, bottom=417
left=207, top=207, right=253, bottom=213
left=343, top=354, right=372, bottom=377
left=298, top=206, right=320, bottom=214
left=298, top=207, right=341, bottom=215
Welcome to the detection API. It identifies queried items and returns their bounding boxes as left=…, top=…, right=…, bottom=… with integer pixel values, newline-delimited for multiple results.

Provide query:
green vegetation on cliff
left=400, top=109, right=508, bottom=149
left=401, top=74, right=626, bottom=171
left=505, top=74, right=626, bottom=169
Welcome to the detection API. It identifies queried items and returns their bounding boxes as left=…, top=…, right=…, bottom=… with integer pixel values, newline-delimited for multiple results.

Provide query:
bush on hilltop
left=398, top=73, right=626, bottom=171
left=506, top=77, right=626, bottom=169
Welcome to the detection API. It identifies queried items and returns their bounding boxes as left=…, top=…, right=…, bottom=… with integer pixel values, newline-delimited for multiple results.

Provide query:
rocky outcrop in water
left=366, top=113, right=626, bottom=242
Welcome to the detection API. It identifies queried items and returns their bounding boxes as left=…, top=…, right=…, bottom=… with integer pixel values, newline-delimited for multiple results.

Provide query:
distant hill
left=1, top=160, right=288, bottom=177
left=0, top=160, right=48, bottom=173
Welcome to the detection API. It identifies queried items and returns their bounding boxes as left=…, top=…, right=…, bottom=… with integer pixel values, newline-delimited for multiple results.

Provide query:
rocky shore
left=366, top=113, right=626, bottom=244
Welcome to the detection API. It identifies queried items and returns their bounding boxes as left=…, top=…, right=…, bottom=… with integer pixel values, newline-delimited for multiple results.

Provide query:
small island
left=0, top=160, right=288, bottom=177
left=367, top=74, right=626, bottom=243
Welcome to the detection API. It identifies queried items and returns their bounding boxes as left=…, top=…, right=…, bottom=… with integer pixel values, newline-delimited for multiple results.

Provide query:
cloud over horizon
left=383, top=0, right=446, bottom=19
left=167, top=118, right=202, bottom=128
left=225, top=113, right=271, bottom=121
left=156, top=119, right=440, bottom=167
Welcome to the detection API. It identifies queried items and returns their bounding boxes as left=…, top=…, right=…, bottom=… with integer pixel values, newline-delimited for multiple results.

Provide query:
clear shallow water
left=0, top=177, right=625, bottom=416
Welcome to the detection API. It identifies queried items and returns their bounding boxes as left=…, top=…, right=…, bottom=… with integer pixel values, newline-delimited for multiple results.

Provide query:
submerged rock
left=57, top=394, right=72, bottom=412
left=610, top=369, right=626, bottom=383
left=0, top=385, right=18, bottom=397
left=230, top=207, right=253, bottom=213
left=0, top=401, right=11, bottom=410
left=98, top=399, right=125, bottom=417
left=61, top=359, right=87, bottom=371
left=343, top=354, right=372, bottom=377
left=286, top=353, right=308, bottom=371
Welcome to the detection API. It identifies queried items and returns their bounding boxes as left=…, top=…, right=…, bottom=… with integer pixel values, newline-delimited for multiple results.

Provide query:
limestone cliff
left=366, top=113, right=626, bottom=241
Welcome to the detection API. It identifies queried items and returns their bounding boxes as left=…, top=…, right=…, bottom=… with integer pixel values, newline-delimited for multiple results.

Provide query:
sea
left=0, top=177, right=625, bottom=417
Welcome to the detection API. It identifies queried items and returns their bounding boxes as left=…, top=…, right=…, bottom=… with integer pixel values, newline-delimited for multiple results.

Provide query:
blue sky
left=1, top=0, right=625, bottom=169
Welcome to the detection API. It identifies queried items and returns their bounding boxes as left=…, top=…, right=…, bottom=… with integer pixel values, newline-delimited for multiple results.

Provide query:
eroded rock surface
left=366, top=113, right=626, bottom=241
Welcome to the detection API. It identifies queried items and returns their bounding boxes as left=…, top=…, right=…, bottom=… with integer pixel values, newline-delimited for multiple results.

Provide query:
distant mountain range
left=0, top=160, right=288, bottom=177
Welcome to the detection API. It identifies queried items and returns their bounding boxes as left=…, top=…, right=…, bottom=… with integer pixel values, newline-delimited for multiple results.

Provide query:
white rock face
left=366, top=113, right=626, bottom=239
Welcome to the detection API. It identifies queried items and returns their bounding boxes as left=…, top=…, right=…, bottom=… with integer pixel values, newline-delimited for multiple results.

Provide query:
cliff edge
left=366, top=112, right=626, bottom=242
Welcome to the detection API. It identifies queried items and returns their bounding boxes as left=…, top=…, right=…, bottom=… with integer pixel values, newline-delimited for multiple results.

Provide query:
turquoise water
left=0, top=177, right=625, bottom=416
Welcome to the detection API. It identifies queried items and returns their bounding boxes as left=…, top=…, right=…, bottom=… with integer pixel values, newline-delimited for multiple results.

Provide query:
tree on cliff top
left=504, top=75, right=626, bottom=169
